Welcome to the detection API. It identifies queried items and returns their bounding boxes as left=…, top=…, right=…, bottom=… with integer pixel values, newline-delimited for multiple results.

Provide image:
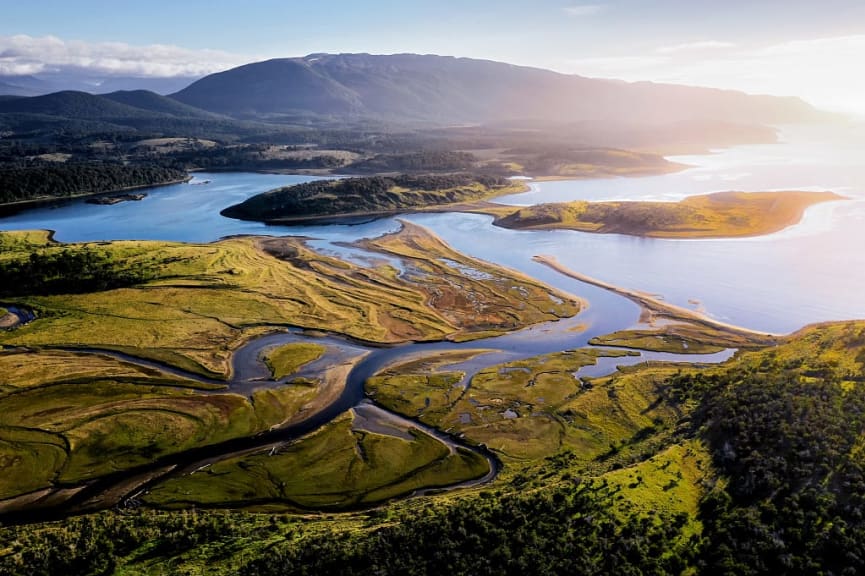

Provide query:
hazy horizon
left=2, top=1, right=864, bottom=117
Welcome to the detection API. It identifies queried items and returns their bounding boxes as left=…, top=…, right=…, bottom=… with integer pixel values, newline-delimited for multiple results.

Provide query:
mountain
left=0, top=75, right=55, bottom=97
left=0, top=90, right=222, bottom=121
left=0, top=74, right=200, bottom=97
left=90, top=76, right=201, bottom=95
left=101, top=90, right=222, bottom=119
left=0, top=89, right=244, bottom=140
left=0, top=91, right=159, bottom=119
left=171, top=53, right=822, bottom=127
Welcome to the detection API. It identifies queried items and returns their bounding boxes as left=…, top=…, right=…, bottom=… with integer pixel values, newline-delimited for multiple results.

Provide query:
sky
left=2, top=0, right=865, bottom=115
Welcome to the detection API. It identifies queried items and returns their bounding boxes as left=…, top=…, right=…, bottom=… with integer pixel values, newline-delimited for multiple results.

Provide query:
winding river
left=1, top=121, right=863, bottom=518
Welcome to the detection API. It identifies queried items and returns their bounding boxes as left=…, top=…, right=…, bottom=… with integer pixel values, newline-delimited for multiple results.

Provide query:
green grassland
left=0, top=368, right=311, bottom=499
left=359, top=221, right=580, bottom=336
left=0, top=225, right=578, bottom=377
left=262, top=343, right=326, bottom=380
left=0, top=224, right=577, bottom=506
left=3, top=218, right=864, bottom=574
left=490, top=190, right=842, bottom=238
left=0, top=349, right=210, bottom=393
left=588, top=321, right=768, bottom=354
left=144, top=411, right=489, bottom=510
left=2, top=321, right=864, bottom=574
left=366, top=346, right=693, bottom=464
left=0, top=344, right=346, bottom=502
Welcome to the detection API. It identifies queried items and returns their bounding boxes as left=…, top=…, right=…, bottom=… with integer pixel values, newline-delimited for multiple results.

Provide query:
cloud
left=656, top=40, right=736, bottom=54
left=0, top=34, right=252, bottom=77
left=563, top=4, right=605, bottom=17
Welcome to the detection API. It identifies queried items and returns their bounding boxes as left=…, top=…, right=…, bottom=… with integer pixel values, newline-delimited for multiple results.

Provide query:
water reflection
left=0, top=123, right=863, bottom=334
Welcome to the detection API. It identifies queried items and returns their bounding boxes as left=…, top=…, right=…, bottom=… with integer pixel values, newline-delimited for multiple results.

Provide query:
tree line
left=0, top=248, right=154, bottom=296
left=0, top=163, right=187, bottom=204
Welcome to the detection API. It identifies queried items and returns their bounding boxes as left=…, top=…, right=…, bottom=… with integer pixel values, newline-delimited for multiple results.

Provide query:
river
left=1, top=123, right=862, bottom=333
left=3, top=122, right=861, bottom=516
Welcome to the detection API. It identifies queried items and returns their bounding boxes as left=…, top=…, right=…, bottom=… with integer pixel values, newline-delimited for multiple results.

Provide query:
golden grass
left=262, top=343, right=326, bottom=379
left=144, top=412, right=488, bottom=509
left=367, top=347, right=656, bottom=464
left=0, top=223, right=580, bottom=502
left=359, top=221, right=581, bottom=338
left=0, top=426, right=67, bottom=499
left=0, top=349, right=209, bottom=391
left=491, top=190, right=843, bottom=238
left=588, top=321, right=767, bottom=354
left=0, top=224, right=578, bottom=377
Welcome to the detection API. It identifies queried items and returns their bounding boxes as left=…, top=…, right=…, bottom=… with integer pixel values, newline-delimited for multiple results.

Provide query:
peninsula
left=491, top=190, right=843, bottom=238
left=220, top=174, right=527, bottom=223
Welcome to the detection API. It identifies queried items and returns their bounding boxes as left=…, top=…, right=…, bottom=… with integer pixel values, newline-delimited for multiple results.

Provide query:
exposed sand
left=534, top=255, right=784, bottom=340
left=0, top=312, right=19, bottom=329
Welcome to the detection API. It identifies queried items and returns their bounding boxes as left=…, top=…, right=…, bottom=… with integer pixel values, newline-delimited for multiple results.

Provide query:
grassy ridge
left=359, top=221, right=580, bottom=338
left=493, top=190, right=842, bottom=238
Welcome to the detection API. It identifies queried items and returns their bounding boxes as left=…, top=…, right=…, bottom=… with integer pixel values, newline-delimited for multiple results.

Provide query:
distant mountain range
left=0, top=53, right=827, bottom=140
left=0, top=90, right=218, bottom=120
left=170, top=53, right=821, bottom=127
left=0, top=74, right=198, bottom=97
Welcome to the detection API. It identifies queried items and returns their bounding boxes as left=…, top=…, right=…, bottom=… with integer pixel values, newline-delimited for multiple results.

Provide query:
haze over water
left=1, top=123, right=863, bottom=335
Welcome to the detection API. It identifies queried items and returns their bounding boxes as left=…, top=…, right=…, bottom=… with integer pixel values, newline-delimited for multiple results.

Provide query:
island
left=85, top=192, right=147, bottom=205
left=222, top=180, right=842, bottom=240
left=489, top=190, right=844, bottom=238
left=220, top=174, right=527, bottom=223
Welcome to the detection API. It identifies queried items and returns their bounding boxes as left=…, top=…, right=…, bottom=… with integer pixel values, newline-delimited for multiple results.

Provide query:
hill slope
left=0, top=90, right=159, bottom=119
left=172, top=53, right=822, bottom=127
left=101, top=90, right=222, bottom=119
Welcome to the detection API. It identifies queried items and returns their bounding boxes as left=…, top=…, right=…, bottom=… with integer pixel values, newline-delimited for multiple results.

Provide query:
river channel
left=1, top=122, right=862, bottom=517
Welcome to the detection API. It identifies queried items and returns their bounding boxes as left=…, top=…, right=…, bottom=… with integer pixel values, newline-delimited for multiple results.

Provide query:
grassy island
left=220, top=173, right=527, bottom=223
left=492, top=190, right=843, bottom=238
left=262, top=343, right=327, bottom=380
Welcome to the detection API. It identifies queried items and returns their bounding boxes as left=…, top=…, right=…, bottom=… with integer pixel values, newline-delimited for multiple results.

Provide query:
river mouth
left=0, top=287, right=740, bottom=525
left=1, top=125, right=863, bottom=521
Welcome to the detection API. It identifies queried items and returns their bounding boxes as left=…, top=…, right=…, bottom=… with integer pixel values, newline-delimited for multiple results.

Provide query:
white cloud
left=656, top=40, right=736, bottom=54
left=562, top=35, right=865, bottom=116
left=563, top=4, right=605, bottom=17
left=0, top=34, right=252, bottom=77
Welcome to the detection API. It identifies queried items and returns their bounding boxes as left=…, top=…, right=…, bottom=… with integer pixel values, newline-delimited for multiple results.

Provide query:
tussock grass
left=145, top=412, right=488, bottom=509
left=492, top=190, right=842, bottom=238
left=262, top=343, right=326, bottom=380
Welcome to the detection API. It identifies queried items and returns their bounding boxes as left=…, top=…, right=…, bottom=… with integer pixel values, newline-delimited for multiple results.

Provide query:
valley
left=0, top=46, right=863, bottom=576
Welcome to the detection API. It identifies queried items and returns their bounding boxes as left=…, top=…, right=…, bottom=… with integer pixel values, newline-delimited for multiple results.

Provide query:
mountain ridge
left=171, top=52, right=822, bottom=127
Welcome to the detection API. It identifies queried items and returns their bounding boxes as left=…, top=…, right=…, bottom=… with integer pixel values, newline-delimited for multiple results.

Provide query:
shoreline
left=223, top=179, right=531, bottom=226
left=533, top=255, right=784, bottom=341
left=0, top=175, right=193, bottom=217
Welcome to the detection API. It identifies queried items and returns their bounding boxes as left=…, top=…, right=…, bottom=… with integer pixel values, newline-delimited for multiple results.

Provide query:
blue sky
left=2, top=1, right=865, bottom=113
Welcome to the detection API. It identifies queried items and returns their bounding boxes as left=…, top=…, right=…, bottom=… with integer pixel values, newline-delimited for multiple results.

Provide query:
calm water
left=1, top=122, right=863, bottom=334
